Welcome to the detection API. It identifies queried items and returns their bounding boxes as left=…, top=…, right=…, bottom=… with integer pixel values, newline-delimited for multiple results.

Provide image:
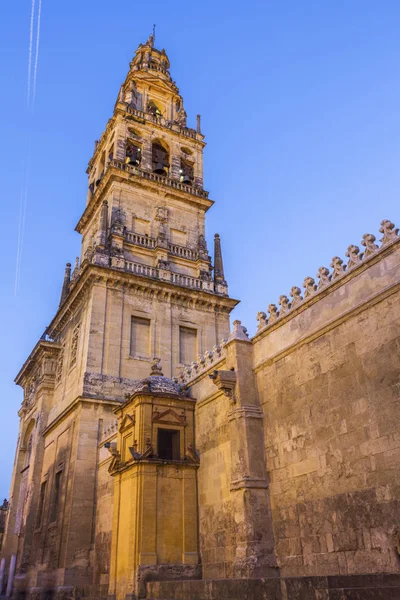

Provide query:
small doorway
left=157, top=428, right=180, bottom=460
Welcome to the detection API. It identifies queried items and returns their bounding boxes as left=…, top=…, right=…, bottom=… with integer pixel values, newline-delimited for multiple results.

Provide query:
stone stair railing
left=174, top=341, right=227, bottom=386
left=256, top=219, right=400, bottom=333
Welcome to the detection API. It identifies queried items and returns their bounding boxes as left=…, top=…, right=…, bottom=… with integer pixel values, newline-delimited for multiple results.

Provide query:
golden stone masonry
left=1, top=33, right=400, bottom=600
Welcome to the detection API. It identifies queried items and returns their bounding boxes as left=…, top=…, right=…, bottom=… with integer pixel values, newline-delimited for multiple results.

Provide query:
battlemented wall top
left=256, top=219, right=399, bottom=335
left=177, top=219, right=400, bottom=388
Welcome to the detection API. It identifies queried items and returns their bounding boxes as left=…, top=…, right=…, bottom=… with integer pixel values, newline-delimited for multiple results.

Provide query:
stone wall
left=253, top=236, right=400, bottom=577
left=183, top=225, right=400, bottom=582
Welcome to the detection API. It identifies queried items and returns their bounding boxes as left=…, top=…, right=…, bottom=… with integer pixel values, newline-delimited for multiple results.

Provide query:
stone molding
left=46, top=263, right=238, bottom=339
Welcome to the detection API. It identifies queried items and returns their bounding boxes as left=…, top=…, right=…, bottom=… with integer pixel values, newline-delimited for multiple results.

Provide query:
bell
left=127, top=156, right=139, bottom=166
left=181, top=174, right=192, bottom=185
left=154, top=162, right=167, bottom=175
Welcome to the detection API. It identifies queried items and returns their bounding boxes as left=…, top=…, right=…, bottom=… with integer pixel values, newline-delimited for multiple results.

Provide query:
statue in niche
left=126, top=80, right=138, bottom=109
left=26, top=378, right=37, bottom=406
left=155, top=206, right=169, bottom=244
left=155, top=206, right=169, bottom=223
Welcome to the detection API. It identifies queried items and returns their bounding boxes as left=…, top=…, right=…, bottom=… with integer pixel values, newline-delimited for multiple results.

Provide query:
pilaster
left=210, top=321, right=278, bottom=576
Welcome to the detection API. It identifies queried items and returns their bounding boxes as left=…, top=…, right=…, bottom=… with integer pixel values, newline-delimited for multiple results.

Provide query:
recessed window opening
left=96, top=152, right=106, bottom=186
left=157, top=429, right=180, bottom=460
left=179, top=326, right=197, bottom=365
left=130, top=316, right=151, bottom=357
left=50, top=470, right=62, bottom=522
left=36, top=481, right=47, bottom=528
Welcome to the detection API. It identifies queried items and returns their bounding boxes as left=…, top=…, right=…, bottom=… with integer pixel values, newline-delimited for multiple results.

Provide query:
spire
left=59, top=263, right=71, bottom=306
left=214, top=234, right=225, bottom=283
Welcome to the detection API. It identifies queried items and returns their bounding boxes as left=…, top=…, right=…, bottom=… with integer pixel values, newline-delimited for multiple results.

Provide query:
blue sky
left=1, top=1, right=400, bottom=497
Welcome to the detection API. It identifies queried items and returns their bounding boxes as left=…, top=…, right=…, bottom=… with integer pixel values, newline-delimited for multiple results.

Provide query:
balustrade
left=124, top=260, right=207, bottom=291
left=125, top=261, right=158, bottom=278
left=124, top=106, right=198, bottom=140
left=168, top=243, right=198, bottom=260
left=125, top=231, right=156, bottom=248
left=108, top=159, right=208, bottom=198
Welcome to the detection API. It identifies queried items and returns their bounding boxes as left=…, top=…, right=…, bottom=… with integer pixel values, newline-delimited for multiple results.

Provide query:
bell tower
left=1, top=34, right=238, bottom=596
left=71, top=32, right=237, bottom=387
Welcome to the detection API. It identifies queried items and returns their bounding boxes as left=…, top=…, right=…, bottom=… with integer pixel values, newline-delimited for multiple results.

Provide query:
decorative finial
left=150, top=357, right=163, bottom=377
left=214, top=233, right=225, bottom=283
left=228, top=320, right=250, bottom=342
left=71, top=256, right=80, bottom=282
left=59, top=262, right=72, bottom=306
left=196, top=114, right=201, bottom=134
left=256, top=312, right=268, bottom=331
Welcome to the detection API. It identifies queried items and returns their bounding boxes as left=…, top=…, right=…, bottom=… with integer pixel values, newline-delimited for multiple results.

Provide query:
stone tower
left=0, top=34, right=237, bottom=595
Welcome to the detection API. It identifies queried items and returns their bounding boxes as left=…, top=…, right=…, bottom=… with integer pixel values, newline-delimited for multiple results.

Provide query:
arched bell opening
left=152, top=140, right=169, bottom=176
left=96, top=151, right=105, bottom=187
left=147, top=99, right=163, bottom=118
left=179, top=158, right=194, bottom=185
left=126, top=140, right=142, bottom=167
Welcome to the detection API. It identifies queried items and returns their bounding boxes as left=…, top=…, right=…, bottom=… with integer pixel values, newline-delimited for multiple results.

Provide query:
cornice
left=46, top=263, right=238, bottom=338
left=115, top=392, right=196, bottom=415
left=15, top=340, right=61, bottom=386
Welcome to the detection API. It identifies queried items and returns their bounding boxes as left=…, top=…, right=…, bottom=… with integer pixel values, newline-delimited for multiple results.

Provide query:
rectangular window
left=50, top=471, right=62, bottom=522
left=130, top=316, right=151, bottom=357
left=157, top=429, right=180, bottom=460
left=179, top=326, right=197, bottom=365
left=36, top=481, right=47, bottom=528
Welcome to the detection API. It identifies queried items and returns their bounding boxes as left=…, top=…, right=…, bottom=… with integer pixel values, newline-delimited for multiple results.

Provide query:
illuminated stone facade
left=1, top=33, right=400, bottom=600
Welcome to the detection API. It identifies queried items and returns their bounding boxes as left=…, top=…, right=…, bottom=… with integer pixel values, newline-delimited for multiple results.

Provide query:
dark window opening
left=157, top=429, right=180, bottom=460
left=36, top=481, right=47, bottom=528
left=50, top=470, right=62, bottom=522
